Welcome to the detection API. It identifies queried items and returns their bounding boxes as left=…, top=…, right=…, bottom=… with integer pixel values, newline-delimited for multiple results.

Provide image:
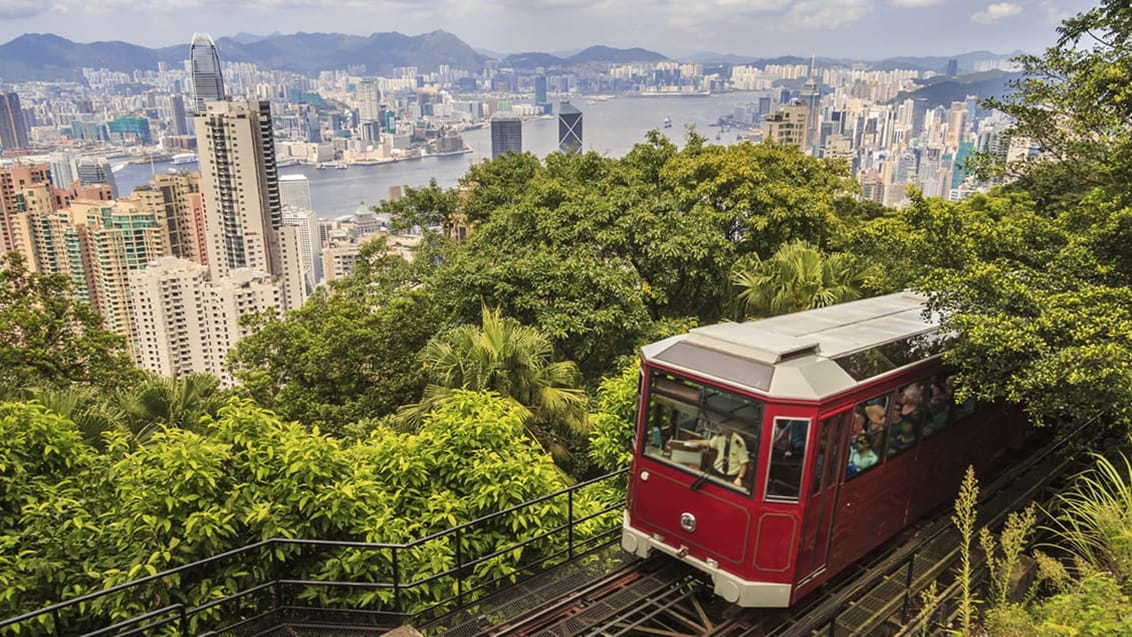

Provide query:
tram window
left=888, top=382, right=925, bottom=458
left=846, top=394, right=888, bottom=479
left=641, top=371, right=763, bottom=494
left=811, top=414, right=844, bottom=496
left=924, top=375, right=954, bottom=437
left=767, top=418, right=810, bottom=502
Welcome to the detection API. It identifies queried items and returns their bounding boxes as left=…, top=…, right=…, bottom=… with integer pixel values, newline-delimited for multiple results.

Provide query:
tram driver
left=689, top=426, right=751, bottom=488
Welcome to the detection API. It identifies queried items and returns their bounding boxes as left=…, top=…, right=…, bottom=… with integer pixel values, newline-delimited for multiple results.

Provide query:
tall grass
left=1043, top=445, right=1132, bottom=581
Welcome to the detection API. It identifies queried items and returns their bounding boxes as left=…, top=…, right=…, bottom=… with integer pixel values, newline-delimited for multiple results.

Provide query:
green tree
left=380, top=178, right=462, bottom=237
left=732, top=240, right=864, bottom=318
left=403, top=306, right=588, bottom=464
left=587, top=360, right=641, bottom=473
left=0, top=253, right=138, bottom=391
left=230, top=288, right=441, bottom=434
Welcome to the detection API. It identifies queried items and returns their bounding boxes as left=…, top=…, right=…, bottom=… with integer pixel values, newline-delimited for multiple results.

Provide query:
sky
left=0, top=0, right=1097, bottom=59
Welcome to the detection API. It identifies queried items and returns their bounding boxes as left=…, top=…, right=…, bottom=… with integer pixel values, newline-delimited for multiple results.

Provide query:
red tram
left=620, top=292, right=1024, bottom=607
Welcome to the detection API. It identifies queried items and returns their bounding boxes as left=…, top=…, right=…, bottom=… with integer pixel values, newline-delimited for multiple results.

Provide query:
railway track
left=428, top=426, right=1086, bottom=637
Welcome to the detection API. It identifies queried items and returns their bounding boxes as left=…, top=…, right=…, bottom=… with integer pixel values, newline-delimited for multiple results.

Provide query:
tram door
left=796, top=410, right=850, bottom=585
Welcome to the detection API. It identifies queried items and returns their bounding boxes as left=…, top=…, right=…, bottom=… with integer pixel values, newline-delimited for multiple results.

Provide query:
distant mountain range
left=501, top=46, right=669, bottom=68
left=0, top=31, right=1020, bottom=82
left=0, top=32, right=669, bottom=81
left=891, top=69, right=1022, bottom=110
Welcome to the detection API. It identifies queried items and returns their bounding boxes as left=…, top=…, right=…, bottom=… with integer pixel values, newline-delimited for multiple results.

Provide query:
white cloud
left=779, top=0, right=874, bottom=31
left=971, top=2, right=1022, bottom=24
left=0, top=0, right=51, bottom=19
left=889, top=0, right=944, bottom=6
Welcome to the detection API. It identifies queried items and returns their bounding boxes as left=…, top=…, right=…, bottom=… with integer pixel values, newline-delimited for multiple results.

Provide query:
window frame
left=764, top=416, right=812, bottom=504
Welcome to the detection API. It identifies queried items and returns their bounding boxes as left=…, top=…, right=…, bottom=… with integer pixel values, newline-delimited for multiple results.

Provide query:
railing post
left=828, top=608, right=838, bottom=637
left=455, top=526, right=464, bottom=607
left=51, top=608, right=61, bottom=637
left=179, top=605, right=189, bottom=637
left=392, top=546, right=401, bottom=613
left=271, top=542, right=282, bottom=613
left=568, top=488, right=575, bottom=561
left=902, top=553, right=916, bottom=623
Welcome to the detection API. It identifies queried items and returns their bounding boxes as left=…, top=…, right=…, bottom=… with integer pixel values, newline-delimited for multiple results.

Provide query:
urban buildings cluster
left=0, top=32, right=1026, bottom=383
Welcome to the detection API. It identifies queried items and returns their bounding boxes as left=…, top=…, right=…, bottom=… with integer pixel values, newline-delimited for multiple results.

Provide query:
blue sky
left=0, top=0, right=1096, bottom=59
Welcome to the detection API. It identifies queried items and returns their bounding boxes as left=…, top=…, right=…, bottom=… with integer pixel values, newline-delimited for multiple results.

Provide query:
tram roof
left=641, top=292, right=940, bottom=401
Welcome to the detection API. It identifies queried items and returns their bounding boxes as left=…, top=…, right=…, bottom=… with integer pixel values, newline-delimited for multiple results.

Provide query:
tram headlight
left=680, top=512, right=696, bottom=532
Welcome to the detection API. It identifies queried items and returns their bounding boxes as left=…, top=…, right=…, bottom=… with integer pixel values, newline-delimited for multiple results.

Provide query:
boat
left=664, top=117, right=672, bottom=129
left=171, top=153, right=198, bottom=165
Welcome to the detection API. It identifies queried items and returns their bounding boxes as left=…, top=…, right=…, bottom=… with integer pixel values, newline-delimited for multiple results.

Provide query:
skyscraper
left=189, top=33, right=226, bottom=113
left=534, top=76, right=548, bottom=106
left=278, top=174, right=313, bottom=211
left=167, top=94, right=188, bottom=135
left=76, top=157, right=119, bottom=198
left=558, top=101, right=583, bottom=153
left=0, top=92, right=28, bottom=151
left=490, top=116, right=522, bottom=159
left=194, top=99, right=282, bottom=280
left=356, top=79, right=381, bottom=123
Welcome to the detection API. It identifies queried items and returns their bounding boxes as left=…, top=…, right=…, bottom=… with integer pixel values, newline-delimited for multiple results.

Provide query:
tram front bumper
left=621, top=512, right=792, bottom=608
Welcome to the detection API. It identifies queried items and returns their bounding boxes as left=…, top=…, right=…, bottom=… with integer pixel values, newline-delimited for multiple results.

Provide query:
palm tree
left=120, top=373, right=225, bottom=444
left=401, top=306, right=588, bottom=462
left=18, top=386, right=126, bottom=450
left=732, top=240, right=864, bottom=319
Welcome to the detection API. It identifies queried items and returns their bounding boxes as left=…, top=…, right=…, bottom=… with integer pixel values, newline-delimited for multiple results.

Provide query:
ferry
left=171, top=153, right=198, bottom=165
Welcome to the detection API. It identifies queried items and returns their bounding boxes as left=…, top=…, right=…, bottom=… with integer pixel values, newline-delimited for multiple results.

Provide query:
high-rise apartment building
left=0, top=163, right=51, bottom=254
left=76, top=157, right=119, bottom=198
left=23, top=199, right=167, bottom=342
left=0, top=92, right=28, bottom=152
left=130, top=172, right=204, bottom=263
left=764, top=101, right=810, bottom=150
left=194, top=99, right=282, bottom=280
left=129, top=257, right=281, bottom=384
left=490, top=116, right=522, bottom=159
left=558, top=102, right=583, bottom=153
left=189, top=34, right=226, bottom=113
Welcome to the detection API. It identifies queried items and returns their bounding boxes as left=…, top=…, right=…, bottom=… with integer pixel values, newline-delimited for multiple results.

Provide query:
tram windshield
left=642, top=370, right=764, bottom=494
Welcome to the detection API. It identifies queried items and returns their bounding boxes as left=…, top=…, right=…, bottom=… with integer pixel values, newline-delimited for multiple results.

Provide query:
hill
left=502, top=45, right=667, bottom=68
left=888, top=70, right=1021, bottom=109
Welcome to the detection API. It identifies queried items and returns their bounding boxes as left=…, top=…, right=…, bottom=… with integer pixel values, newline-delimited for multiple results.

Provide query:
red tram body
left=620, top=292, right=1024, bottom=607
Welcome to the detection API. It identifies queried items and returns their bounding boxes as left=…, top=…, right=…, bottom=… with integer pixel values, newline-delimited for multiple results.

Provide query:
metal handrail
left=1, top=467, right=628, bottom=635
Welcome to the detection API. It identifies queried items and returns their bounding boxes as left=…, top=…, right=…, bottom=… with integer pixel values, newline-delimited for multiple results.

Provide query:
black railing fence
left=1, top=469, right=629, bottom=636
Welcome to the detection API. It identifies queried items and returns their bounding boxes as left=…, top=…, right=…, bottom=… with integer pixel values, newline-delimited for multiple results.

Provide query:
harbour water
left=116, top=93, right=764, bottom=219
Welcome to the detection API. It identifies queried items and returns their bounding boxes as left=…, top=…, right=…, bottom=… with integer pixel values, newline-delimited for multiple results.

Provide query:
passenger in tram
left=925, top=379, right=953, bottom=434
left=895, top=384, right=927, bottom=431
left=846, top=437, right=879, bottom=477
left=851, top=408, right=867, bottom=440
left=773, top=419, right=807, bottom=457
left=690, top=426, right=751, bottom=488
left=889, top=420, right=917, bottom=454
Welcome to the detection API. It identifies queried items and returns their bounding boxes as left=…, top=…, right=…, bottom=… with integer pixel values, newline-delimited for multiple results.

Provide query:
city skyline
left=0, top=0, right=1095, bottom=60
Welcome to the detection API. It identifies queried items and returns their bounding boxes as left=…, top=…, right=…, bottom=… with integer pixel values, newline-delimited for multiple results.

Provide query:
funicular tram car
left=620, top=292, right=1024, bottom=607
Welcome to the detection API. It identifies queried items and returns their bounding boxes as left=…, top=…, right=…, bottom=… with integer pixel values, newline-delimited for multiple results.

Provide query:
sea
left=115, top=93, right=766, bottom=219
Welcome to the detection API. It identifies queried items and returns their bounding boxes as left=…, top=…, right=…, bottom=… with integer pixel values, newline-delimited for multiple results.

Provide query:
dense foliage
left=11, top=3, right=1132, bottom=626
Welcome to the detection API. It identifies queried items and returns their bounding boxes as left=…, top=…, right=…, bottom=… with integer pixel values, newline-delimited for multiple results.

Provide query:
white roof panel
left=642, top=292, right=938, bottom=401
